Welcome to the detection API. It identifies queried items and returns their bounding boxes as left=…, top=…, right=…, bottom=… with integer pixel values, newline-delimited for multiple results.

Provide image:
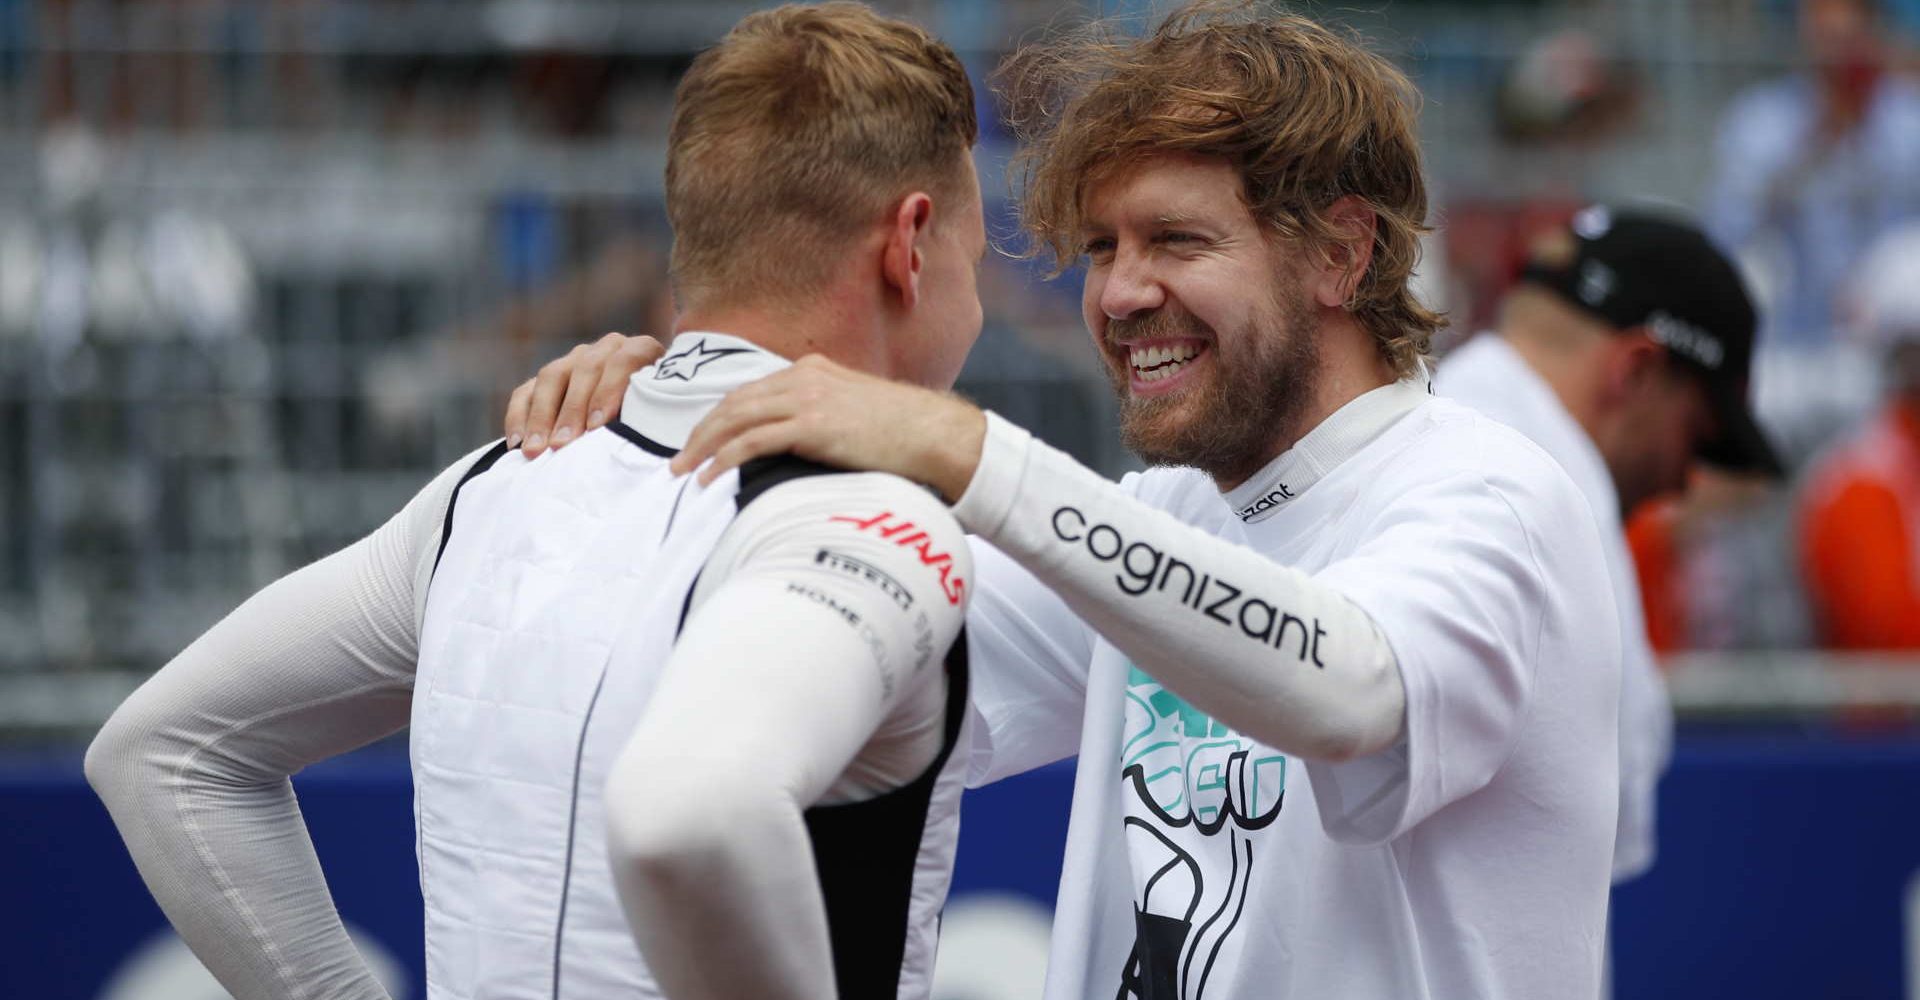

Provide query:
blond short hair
left=666, top=3, right=978, bottom=308
left=1000, top=1, right=1443, bottom=377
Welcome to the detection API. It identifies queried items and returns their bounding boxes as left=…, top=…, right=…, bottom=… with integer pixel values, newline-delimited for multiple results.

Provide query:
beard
left=1101, top=281, right=1323, bottom=487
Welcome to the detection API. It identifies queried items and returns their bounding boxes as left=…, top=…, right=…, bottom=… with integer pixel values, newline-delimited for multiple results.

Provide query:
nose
left=1098, top=244, right=1167, bottom=321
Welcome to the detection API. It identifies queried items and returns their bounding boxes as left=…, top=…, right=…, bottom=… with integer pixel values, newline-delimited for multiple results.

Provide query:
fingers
left=696, top=422, right=802, bottom=487
left=504, top=378, right=535, bottom=449
left=670, top=380, right=792, bottom=477
left=556, top=332, right=641, bottom=447
left=550, top=354, right=603, bottom=449
left=520, top=347, right=582, bottom=457
left=587, top=335, right=665, bottom=431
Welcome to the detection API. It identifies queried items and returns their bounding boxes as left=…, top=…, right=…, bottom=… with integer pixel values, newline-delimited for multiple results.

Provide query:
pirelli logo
left=815, top=549, right=915, bottom=611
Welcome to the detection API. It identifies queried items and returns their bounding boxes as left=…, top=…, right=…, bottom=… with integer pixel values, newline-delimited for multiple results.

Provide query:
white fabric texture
left=85, top=447, right=482, bottom=1000
left=959, top=381, right=1621, bottom=1000
left=86, top=331, right=969, bottom=1000
left=1439, top=333, right=1673, bottom=880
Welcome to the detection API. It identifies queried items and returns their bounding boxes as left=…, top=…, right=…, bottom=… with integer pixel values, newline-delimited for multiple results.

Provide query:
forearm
left=605, top=761, right=836, bottom=1000
left=86, top=549, right=412, bottom=1000
left=601, top=590, right=876, bottom=1000
left=83, top=452, right=470, bottom=1000
left=953, top=414, right=1404, bottom=761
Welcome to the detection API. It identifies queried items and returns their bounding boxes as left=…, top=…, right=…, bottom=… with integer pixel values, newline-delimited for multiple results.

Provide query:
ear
left=881, top=192, right=936, bottom=309
left=1309, top=196, right=1379, bottom=309
left=1602, top=333, right=1665, bottom=404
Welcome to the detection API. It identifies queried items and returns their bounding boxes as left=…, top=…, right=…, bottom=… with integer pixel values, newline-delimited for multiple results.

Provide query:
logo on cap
left=1647, top=310, right=1725, bottom=370
left=1573, top=205, right=1613, bottom=240
left=1578, top=260, right=1616, bottom=307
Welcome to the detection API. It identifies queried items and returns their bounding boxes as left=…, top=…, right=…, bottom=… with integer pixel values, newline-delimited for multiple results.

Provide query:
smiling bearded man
left=510, top=5, right=1629, bottom=999
left=1101, top=258, right=1322, bottom=483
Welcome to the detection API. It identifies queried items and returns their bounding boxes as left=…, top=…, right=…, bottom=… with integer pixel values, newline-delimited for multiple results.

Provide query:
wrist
left=924, top=400, right=986, bottom=503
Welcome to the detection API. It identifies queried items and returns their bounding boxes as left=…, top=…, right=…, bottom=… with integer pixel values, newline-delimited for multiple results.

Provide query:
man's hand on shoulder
left=670, top=355, right=987, bottom=504
left=504, top=332, right=665, bottom=457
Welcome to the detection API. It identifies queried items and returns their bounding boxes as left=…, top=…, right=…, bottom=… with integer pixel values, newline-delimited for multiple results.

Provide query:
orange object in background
left=1625, top=500, right=1688, bottom=655
left=1798, top=402, right=1920, bottom=650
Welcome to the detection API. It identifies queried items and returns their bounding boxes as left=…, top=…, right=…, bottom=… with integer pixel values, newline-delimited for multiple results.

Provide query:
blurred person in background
left=1708, top=0, right=1920, bottom=351
left=1439, top=206, right=1781, bottom=887
left=85, top=5, right=985, bottom=999
left=1799, top=223, right=1920, bottom=648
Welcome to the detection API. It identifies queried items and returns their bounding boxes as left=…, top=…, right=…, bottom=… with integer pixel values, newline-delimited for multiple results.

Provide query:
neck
left=675, top=293, right=892, bottom=378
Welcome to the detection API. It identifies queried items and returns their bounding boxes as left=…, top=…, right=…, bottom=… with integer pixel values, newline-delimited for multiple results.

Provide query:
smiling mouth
left=1128, top=341, right=1206, bottom=383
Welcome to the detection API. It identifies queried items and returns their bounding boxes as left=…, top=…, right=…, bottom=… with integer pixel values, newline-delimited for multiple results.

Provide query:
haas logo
left=829, top=511, right=966, bottom=605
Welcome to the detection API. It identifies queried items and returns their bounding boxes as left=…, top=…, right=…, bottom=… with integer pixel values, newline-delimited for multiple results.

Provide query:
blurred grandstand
left=7, top=3, right=1920, bottom=999
left=5, top=0, right=1913, bottom=734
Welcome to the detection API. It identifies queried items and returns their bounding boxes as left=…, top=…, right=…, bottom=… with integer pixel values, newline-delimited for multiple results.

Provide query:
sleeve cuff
left=950, top=410, right=1032, bottom=538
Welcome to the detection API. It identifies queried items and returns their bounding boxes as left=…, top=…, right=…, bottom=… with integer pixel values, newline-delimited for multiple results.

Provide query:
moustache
left=1106, top=308, right=1214, bottom=349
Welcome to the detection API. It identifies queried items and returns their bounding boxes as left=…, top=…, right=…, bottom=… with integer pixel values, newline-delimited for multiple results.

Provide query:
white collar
left=1221, top=364, right=1432, bottom=523
left=618, top=332, right=790, bottom=450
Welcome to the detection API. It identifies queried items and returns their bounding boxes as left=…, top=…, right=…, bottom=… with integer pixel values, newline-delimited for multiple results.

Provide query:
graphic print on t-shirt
left=1119, top=664, right=1285, bottom=1000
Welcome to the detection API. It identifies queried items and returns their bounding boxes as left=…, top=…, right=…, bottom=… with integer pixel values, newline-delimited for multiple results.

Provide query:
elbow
left=1296, top=666, right=1408, bottom=765
left=603, top=750, right=790, bottom=888
left=84, top=710, right=142, bottom=806
left=1304, top=711, right=1400, bottom=765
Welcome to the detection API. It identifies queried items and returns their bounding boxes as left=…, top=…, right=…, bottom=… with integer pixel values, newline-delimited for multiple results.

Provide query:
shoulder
left=721, top=460, right=972, bottom=594
left=734, top=457, right=961, bottom=530
left=1360, top=399, right=1602, bottom=553
left=1435, top=336, right=1538, bottom=428
left=1381, top=398, right=1584, bottom=497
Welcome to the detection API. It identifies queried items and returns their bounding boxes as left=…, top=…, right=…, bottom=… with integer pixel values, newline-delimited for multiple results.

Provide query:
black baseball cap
left=1521, top=205, right=1784, bottom=478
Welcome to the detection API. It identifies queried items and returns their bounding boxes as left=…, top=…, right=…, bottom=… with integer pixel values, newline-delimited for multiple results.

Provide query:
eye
left=1155, top=231, right=1201, bottom=247
left=1080, top=236, right=1117, bottom=262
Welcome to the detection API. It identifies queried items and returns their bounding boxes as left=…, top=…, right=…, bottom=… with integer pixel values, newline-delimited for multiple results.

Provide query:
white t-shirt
left=1439, top=333, right=1673, bottom=880
left=958, top=377, right=1621, bottom=1000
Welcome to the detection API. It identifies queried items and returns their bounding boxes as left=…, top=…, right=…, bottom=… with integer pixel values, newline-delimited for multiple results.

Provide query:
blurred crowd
left=3, top=0, right=1920, bottom=716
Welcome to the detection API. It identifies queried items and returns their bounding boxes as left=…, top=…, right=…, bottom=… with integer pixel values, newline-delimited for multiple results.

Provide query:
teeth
left=1135, top=358, right=1190, bottom=382
left=1129, top=342, right=1202, bottom=379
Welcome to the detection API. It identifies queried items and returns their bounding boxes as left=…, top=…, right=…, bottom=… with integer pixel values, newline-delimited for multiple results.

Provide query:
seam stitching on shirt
left=552, top=663, right=612, bottom=999
left=171, top=677, right=410, bottom=1000
left=1484, top=477, right=1551, bottom=785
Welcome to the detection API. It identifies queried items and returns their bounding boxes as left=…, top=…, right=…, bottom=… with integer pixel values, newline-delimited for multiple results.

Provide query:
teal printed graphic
left=1122, top=665, right=1285, bottom=829
left=1119, top=665, right=1286, bottom=1000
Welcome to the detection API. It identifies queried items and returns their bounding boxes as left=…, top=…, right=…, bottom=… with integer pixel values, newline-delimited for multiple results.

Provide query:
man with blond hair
left=525, top=6, right=1628, bottom=998
left=88, top=5, right=986, bottom=999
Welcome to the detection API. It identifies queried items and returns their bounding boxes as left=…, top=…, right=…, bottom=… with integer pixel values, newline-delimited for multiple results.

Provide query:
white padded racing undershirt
left=86, top=332, right=971, bottom=1000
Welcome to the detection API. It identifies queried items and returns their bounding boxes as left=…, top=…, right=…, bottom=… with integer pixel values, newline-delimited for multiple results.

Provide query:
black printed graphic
left=653, top=337, right=754, bottom=381
left=1052, top=506, right=1327, bottom=667
left=1117, top=666, right=1283, bottom=1000
left=816, top=549, right=915, bottom=611
left=1235, top=484, right=1295, bottom=521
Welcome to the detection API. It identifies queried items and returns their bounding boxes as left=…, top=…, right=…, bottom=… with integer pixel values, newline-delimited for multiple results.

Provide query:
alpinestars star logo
left=653, top=338, right=755, bottom=381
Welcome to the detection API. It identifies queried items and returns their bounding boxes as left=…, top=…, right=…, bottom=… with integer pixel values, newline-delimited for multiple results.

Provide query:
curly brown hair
left=998, top=1, right=1443, bottom=376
